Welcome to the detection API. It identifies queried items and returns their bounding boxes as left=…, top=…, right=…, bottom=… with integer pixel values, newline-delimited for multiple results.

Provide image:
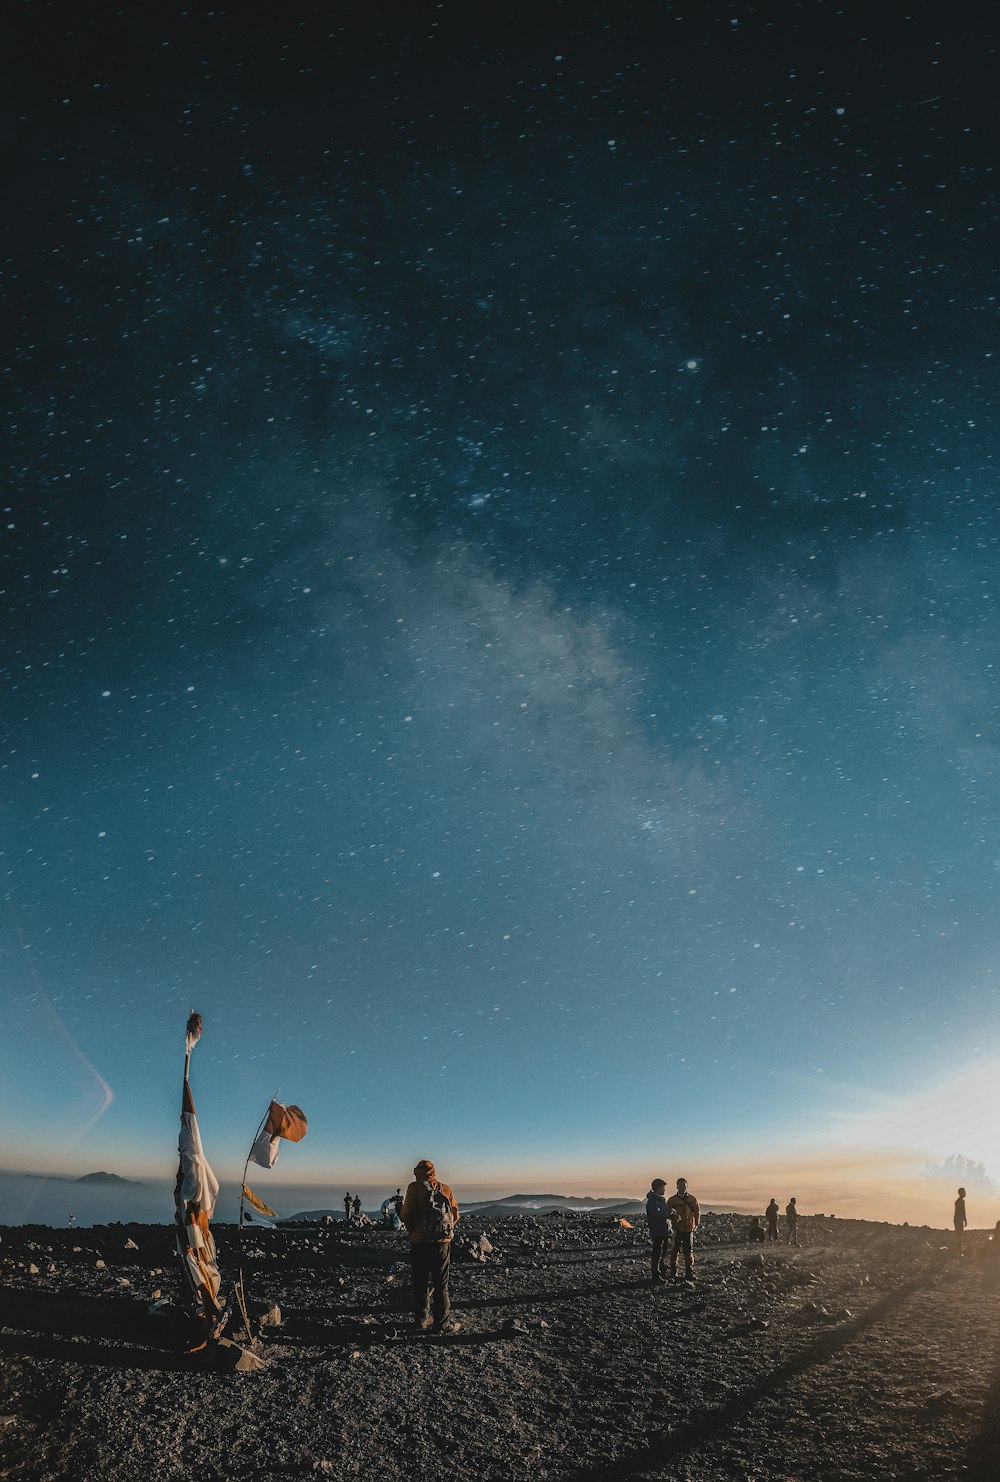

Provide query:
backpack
left=421, top=1179, right=455, bottom=1240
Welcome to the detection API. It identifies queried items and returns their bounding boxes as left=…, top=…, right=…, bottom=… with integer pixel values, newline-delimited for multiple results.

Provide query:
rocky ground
left=1, top=1212, right=999, bottom=1481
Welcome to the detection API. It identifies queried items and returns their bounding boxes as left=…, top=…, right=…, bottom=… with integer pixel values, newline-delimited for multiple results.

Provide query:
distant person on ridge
left=785, top=1197, right=799, bottom=1247
left=667, top=1177, right=701, bottom=1281
left=343, top=1191, right=352, bottom=1222
left=747, top=1218, right=766, bottom=1244
left=392, top=1187, right=404, bottom=1216
left=401, top=1159, right=461, bottom=1334
left=645, top=1179, right=671, bottom=1286
left=765, top=1198, right=780, bottom=1242
left=954, top=1186, right=968, bottom=1256
left=352, top=1194, right=362, bottom=1220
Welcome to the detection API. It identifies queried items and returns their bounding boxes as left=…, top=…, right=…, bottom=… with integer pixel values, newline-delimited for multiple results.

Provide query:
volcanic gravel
left=1, top=1212, right=999, bottom=1480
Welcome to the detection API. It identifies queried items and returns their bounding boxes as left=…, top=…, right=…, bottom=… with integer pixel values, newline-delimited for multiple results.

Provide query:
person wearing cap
left=401, top=1159, right=461, bottom=1333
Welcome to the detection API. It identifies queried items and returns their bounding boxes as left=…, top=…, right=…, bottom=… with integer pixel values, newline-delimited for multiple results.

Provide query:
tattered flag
left=242, top=1183, right=277, bottom=1219
left=185, top=1011, right=203, bottom=1054
left=249, top=1100, right=308, bottom=1170
left=174, top=1016, right=225, bottom=1344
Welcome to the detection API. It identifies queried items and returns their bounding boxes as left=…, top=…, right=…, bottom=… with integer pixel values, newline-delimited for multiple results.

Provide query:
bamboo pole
left=234, top=1092, right=279, bottom=1343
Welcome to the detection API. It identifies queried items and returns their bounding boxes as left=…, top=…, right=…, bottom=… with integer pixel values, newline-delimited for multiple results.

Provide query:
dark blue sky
left=3, top=2, right=1000, bottom=1208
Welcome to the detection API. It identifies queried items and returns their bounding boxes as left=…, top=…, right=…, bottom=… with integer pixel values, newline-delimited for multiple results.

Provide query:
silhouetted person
left=765, top=1198, right=780, bottom=1241
left=645, top=1178, right=671, bottom=1286
left=352, top=1194, right=362, bottom=1219
left=392, top=1187, right=404, bottom=1215
left=747, top=1219, right=766, bottom=1244
left=667, top=1177, right=701, bottom=1281
left=954, top=1186, right=968, bottom=1256
left=343, top=1191, right=352, bottom=1222
left=401, top=1159, right=461, bottom=1334
left=785, top=1197, right=799, bottom=1246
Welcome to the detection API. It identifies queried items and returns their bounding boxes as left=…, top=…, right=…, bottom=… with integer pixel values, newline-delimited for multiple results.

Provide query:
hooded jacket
left=401, top=1161, right=460, bottom=1244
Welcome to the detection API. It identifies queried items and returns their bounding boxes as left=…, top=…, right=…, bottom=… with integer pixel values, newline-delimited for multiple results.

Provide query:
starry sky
left=4, top=2, right=1000, bottom=1219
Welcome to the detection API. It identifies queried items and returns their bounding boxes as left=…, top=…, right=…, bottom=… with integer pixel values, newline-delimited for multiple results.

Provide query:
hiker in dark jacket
left=401, top=1159, right=461, bottom=1334
left=645, top=1180, right=671, bottom=1286
left=765, top=1198, right=780, bottom=1241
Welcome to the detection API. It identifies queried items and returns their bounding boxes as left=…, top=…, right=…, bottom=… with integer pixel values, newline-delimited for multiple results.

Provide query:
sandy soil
left=1, top=1212, right=998, bottom=1481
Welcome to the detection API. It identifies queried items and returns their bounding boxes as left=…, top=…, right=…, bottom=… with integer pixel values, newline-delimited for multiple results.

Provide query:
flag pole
left=235, top=1090, right=279, bottom=1343
left=238, top=1091, right=279, bottom=1235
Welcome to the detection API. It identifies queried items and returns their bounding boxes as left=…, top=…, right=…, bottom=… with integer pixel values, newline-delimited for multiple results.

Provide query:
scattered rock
left=206, top=1338, right=266, bottom=1373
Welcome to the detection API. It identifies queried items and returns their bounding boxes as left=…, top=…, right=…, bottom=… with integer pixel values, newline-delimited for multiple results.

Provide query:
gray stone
left=207, top=1337, right=266, bottom=1373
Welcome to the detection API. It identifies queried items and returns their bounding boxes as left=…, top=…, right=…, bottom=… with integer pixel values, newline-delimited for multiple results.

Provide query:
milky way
left=4, top=4, right=999, bottom=1191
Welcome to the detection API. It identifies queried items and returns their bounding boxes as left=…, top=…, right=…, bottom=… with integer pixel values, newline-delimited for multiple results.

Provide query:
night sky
left=4, top=3, right=1000, bottom=1214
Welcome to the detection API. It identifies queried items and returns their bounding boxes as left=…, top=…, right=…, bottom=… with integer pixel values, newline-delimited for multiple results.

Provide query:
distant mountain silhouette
left=74, top=1172, right=143, bottom=1186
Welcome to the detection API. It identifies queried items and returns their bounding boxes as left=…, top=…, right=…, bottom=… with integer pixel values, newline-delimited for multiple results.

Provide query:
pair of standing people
left=646, top=1177, right=701, bottom=1284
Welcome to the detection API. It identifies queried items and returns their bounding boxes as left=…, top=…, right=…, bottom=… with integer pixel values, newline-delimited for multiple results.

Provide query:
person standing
left=645, top=1179, right=671, bottom=1286
left=343, top=1191, right=352, bottom=1222
left=392, top=1188, right=404, bottom=1216
left=954, top=1186, right=968, bottom=1256
left=401, top=1159, right=461, bottom=1334
left=785, top=1197, right=799, bottom=1247
left=667, top=1177, right=701, bottom=1281
left=352, top=1194, right=362, bottom=1220
left=765, top=1198, right=780, bottom=1242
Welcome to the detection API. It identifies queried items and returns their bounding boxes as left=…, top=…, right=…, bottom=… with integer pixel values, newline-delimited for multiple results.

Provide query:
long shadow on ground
left=964, top=1284, right=1000, bottom=1481
left=561, top=1275, right=926, bottom=1482
left=0, top=1286, right=216, bottom=1373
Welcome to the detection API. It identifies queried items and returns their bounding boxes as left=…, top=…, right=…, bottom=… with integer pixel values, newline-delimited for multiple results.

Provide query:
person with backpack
left=401, top=1158, right=461, bottom=1333
left=666, top=1177, right=701, bottom=1281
